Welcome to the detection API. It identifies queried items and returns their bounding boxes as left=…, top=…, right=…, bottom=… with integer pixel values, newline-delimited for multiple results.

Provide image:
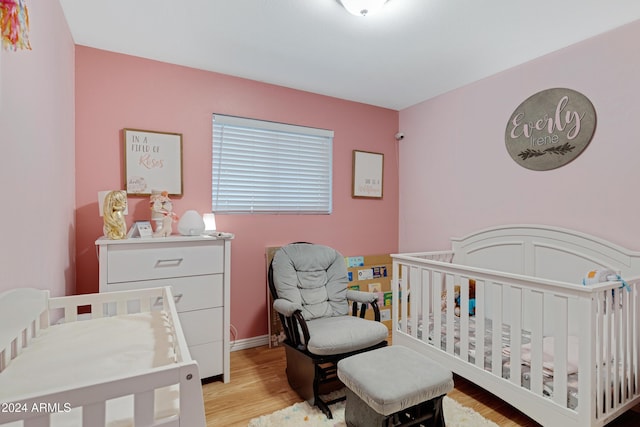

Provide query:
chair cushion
left=272, top=244, right=349, bottom=320
left=306, top=316, right=389, bottom=355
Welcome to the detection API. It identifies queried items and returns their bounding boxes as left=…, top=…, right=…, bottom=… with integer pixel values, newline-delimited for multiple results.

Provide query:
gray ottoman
left=337, top=345, right=454, bottom=427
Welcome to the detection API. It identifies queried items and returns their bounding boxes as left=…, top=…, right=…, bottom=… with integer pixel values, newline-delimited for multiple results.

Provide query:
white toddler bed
left=392, top=225, right=640, bottom=427
left=0, top=286, right=206, bottom=427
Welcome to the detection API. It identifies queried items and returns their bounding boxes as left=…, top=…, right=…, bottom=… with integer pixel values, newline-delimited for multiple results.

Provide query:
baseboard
left=230, top=334, right=270, bottom=352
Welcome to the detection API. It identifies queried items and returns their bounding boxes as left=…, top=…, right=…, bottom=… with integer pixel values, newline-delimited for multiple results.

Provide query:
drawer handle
left=154, top=258, right=184, bottom=268
left=154, top=293, right=184, bottom=307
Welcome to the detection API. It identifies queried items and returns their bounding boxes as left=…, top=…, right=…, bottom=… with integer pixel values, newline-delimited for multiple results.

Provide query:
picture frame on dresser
left=126, top=220, right=153, bottom=238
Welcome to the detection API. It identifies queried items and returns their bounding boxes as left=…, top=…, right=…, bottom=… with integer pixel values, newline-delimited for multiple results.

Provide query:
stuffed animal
left=454, top=279, right=476, bottom=316
left=582, top=269, right=616, bottom=286
left=150, top=191, right=178, bottom=237
left=583, top=269, right=630, bottom=293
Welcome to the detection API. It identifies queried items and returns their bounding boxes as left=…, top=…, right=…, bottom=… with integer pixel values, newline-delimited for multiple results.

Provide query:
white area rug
left=247, top=391, right=498, bottom=427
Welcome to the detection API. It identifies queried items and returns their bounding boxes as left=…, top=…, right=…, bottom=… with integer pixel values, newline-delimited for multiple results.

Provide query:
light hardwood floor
left=202, top=344, right=640, bottom=427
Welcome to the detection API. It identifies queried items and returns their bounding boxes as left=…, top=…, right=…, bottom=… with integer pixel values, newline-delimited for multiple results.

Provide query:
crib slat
left=400, top=265, right=408, bottom=334
left=620, top=286, right=632, bottom=405
left=633, top=284, right=640, bottom=401
left=620, top=288, right=629, bottom=402
left=595, top=289, right=604, bottom=417
left=458, top=276, right=470, bottom=362
left=83, top=401, right=106, bottom=425
left=529, top=291, right=544, bottom=396
left=613, top=289, right=621, bottom=409
left=421, top=268, right=431, bottom=343
left=475, top=280, right=486, bottom=370
left=116, top=298, right=127, bottom=315
left=392, top=261, right=401, bottom=333
left=140, top=295, right=152, bottom=313
left=433, top=272, right=442, bottom=349
left=31, top=317, right=39, bottom=340
left=625, top=288, right=635, bottom=400
left=134, top=390, right=155, bottom=425
left=575, top=291, right=595, bottom=426
left=63, top=301, right=77, bottom=323
left=445, top=275, right=455, bottom=354
left=604, top=290, right=613, bottom=413
left=509, top=286, right=522, bottom=387
left=23, top=415, right=49, bottom=427
left=91, top=302, right=104, bottom=318
left=625, top=286, right=634, bottom=400
left=0, top=344, right=7, bottom=372
left=429, top=269, right=440, bottom=344
left=551, top=295, right=568, bottom=407
left=410, top=266, right=420, bottom=340
left=626, top=289, right=632, bottom=404
left=14, top=331, right=24, bottom=359
left=23, top=323, right=32, bottom=349
left=491, top=282, right=503, bottom=376
left=3, top=318, right=45, bottom=373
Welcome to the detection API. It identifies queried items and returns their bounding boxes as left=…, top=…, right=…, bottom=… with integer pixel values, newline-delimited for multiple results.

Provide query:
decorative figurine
left=150, top=190, right=178, bottom=237
left=102, top=190, right=128, bottom=240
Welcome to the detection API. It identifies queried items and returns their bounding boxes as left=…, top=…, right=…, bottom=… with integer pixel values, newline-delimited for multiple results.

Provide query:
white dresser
left=95, top=235, right=232, bottom=382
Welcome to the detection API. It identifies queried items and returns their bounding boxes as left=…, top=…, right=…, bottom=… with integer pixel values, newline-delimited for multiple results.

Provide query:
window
left=212, top=114, right=333, bottom=214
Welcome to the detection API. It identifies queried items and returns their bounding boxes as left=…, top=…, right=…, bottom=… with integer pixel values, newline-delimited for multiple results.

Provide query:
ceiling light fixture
left=340, top=0, right=388, bottom=17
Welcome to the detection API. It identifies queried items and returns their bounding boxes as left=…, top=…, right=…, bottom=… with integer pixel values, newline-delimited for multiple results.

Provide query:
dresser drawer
left=106, top=241, right=224, bottom=282
left=190, top=341, right=223, bottom=378
left=106, top=274, right=223, bottom=312
left=179, top=308, right=223, bottom=346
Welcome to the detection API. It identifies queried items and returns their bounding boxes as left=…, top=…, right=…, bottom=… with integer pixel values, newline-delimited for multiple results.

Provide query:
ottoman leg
left=433, top=395, right=446, bottom=427
left=403, top=395, right=447, bottom=427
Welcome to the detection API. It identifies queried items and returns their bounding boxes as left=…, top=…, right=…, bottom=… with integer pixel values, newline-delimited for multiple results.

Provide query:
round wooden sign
left=505, top=88, right=597, bottom=171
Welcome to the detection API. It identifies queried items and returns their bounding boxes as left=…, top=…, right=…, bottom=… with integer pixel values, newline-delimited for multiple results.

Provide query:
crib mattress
left=0, top=311, right=180, bottom=426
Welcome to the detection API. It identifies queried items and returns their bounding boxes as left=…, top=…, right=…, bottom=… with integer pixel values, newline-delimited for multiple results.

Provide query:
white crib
left=392, top=225, right=640, bottom=427
left=0, top=286, right=206, bottom=427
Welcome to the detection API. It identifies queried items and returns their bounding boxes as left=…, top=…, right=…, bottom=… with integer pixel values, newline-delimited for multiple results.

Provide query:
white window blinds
left=212, top=114, right=334, bottom=214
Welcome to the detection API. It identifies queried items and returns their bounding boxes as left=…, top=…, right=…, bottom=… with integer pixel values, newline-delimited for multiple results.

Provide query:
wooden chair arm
left=350, top=299, right=382, bottom=322
left=292, top=310, right=311, bottom=349
left=278, top=309, right=311, bottom=350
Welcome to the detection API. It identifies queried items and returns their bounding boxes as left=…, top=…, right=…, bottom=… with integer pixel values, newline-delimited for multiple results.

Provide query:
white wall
left=0, top=1, right=75, bottom=295
left=398, top=20, right=640, bottom=252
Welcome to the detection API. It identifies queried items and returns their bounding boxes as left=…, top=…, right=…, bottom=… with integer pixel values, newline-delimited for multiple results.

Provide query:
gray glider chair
left=268, top=243, right=389, bottom=418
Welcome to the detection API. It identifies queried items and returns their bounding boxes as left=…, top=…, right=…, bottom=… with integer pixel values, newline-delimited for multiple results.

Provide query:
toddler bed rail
left=0, top=287, right=206, bottom=427
left=392, top=225, right=640, bottom=427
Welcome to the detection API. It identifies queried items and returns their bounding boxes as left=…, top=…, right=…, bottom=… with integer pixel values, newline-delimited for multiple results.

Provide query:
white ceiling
left=59, top=0, right=640, bottom=111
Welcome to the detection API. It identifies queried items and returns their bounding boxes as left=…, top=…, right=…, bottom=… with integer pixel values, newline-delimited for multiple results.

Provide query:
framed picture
left=126, top=221, right=153, bottom=238
left=123, top=129, right=183, bottom=196
left=352, top=150, right=383, bottom=199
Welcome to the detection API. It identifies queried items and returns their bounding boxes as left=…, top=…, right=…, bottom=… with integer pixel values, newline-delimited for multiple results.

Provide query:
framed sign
left=123, top=129, right=183, bottom=196
left=126, top=221, right=153, bottom=238
left=352, top=150, right=383, bottom=199
left=505, top=88, right=597, bottom=171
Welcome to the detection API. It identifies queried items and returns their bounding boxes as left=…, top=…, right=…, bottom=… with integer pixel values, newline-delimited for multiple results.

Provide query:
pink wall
left=0, top=1, right=75, bottom=295
left=398, top=20, right=640, bottom=253
left=75, top=47, right=399, bottom=340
